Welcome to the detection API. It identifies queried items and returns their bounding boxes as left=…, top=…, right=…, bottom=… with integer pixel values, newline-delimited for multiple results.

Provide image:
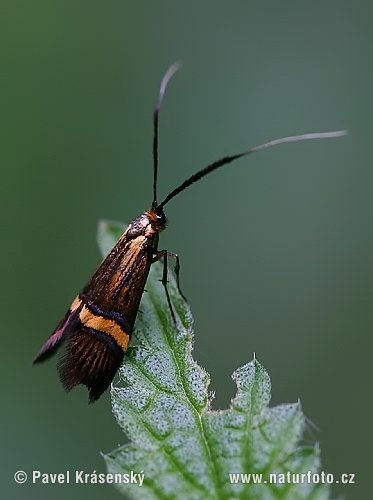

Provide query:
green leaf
left=99, top=220, right=330, bottom=500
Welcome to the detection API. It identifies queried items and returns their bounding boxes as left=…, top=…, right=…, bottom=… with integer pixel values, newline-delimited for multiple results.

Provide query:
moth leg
left=170, top=252, right=187, bottom=302
left=153, top=250, right=187, bottom=301
left=153, top=250, right=176, bottom=323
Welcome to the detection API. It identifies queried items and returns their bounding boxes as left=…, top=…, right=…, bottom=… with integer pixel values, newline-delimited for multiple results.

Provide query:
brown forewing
left=80, top=225, right=156, bottom=329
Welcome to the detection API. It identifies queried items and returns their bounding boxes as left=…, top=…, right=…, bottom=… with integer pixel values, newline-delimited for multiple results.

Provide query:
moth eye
left=156, top=212, right=167, bottom=226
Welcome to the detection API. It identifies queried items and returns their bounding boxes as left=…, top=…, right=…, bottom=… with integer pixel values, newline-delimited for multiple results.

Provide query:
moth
left=33, top=63, right=347, bottom=402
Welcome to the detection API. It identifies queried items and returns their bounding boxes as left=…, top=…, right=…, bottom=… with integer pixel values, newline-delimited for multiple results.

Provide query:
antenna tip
left=158, top=61, right=183, bottom=106
left=334, top=129, right=349, bottom=137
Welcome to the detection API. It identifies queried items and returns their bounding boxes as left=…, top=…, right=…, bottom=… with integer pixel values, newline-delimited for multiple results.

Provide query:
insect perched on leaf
left=33, top=63, right=347, bottom=402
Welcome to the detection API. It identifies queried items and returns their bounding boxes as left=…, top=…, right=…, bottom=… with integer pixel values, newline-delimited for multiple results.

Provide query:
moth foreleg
left=153, top=250, right=187, bottom=324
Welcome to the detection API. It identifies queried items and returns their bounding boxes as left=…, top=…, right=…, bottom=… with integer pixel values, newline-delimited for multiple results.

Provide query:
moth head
left=146, top=206, right=167, bottom=233
left=155, top=209, right=167, bottom=231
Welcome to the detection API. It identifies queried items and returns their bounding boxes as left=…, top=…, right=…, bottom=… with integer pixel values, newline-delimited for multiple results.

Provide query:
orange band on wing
left=79, top=305, right=130, bottom=351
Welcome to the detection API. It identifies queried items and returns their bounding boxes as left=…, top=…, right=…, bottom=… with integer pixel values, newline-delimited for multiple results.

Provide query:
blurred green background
left=1, top=1, right=371, bottom=499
